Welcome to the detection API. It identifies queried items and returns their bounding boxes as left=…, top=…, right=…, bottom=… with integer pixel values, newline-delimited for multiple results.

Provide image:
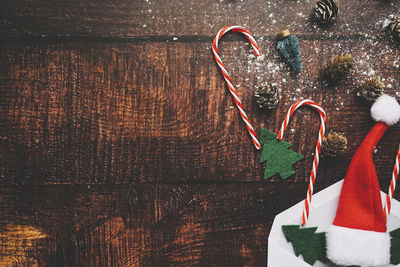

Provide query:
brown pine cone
left=325, top=53, right=354, bottom=81
left=254, top=82, right=279, bottom=109
left=322, top=132, right=347, bottom=157
left=314, top=0, right=339, bottom=25
left=357, top=77, right=384, bottom=103
left=387, top=16, right=400, bottom=41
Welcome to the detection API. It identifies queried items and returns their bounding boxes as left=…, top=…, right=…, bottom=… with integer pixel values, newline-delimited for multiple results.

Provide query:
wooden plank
left=0, top=184, right=398, bottom=265
left=0, top=39, right=399, bottom=184
left=0, top=183, right=313, bottom=266
left=0, top=0, right=399, bottom=38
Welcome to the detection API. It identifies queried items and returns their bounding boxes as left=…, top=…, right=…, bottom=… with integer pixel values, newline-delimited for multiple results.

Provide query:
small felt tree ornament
left=282, top=225, right=327, bottom=265
left=326, top=94, right=400, bottom=266
left=260, top=129, right=304, bottom=179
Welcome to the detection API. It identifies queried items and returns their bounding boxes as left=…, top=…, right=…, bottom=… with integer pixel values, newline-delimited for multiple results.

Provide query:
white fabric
left=371, top=94, right=400, bottom=126
left=326, top=225, right=390, bottom=267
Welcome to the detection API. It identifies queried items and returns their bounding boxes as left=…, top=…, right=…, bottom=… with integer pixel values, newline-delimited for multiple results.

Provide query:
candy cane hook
left=277, top=99, right=327, bottom=226
left=384, top=144, right=400, bottom=222
left=212, top=26, right=262, bottom=149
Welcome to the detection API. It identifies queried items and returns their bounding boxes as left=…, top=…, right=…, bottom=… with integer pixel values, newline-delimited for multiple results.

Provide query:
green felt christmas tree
left=282, top=225, right=327, bottom=265
left=259, top=128, right=304, bottom=179
left=390, top=227, right=400, bottom=265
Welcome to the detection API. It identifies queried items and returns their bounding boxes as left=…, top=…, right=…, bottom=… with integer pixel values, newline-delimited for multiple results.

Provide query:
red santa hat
left=326, top=94, right=400, bottom=266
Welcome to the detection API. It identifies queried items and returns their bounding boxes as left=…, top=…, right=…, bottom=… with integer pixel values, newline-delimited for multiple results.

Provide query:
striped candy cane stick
left=277, top=99, right=327, bottom=226
left=384, top=145, right=400, bottom=222
left=212, top=26, right=262, bottom=150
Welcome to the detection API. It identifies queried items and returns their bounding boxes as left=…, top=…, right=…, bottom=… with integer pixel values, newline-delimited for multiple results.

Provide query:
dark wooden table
left=0, top=0, right=399, bottom=266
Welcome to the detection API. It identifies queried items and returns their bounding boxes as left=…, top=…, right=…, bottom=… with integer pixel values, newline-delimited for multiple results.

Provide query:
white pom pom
left=371, top=94, right=400, bottom=126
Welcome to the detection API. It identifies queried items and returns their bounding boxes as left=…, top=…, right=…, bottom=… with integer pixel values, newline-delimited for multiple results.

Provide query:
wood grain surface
left=0, top=183, right=307, bottom=266
left=0, top=0, right=399, bottom=266
left=0, top=0, right=399, bottom=37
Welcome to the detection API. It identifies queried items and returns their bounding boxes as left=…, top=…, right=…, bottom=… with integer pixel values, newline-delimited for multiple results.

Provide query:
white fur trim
left=326, top=225, right=390, bottom=267
left=371, top=94, right=400, bottom=126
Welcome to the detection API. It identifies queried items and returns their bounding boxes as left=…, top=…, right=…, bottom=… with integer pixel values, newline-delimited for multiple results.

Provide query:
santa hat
left=326, top=94, right=400, bottom=266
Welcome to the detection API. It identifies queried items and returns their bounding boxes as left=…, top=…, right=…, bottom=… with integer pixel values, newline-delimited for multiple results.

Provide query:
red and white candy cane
left=384, top=145, right=400, bottom=222
left=277, top=99, right=327, bottom=226
left=212, top=26, right=262, bottom=150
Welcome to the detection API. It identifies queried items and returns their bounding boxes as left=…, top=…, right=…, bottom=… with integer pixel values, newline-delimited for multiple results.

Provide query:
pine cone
left=357, top=77, right=384, bottom=102
left=387, top=16, right=400, bottom=41
left=322, top=132, right=347, bottom=157
left=254, top=83, right=279, bottom=109
left=325, top=53, right=354, bottom=81
left=314, top=0, right=339, bottom=25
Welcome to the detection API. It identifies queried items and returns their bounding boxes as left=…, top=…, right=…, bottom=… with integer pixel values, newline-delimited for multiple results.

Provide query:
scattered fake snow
left=139, top=0, right=400, bottom=104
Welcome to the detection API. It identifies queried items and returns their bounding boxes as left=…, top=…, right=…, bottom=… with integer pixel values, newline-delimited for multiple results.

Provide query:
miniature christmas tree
left=277, top=30, right=302, bottom=73
left=260, top=128, right=304, bottom=179
left=282, top=225, right=327, bottom=265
